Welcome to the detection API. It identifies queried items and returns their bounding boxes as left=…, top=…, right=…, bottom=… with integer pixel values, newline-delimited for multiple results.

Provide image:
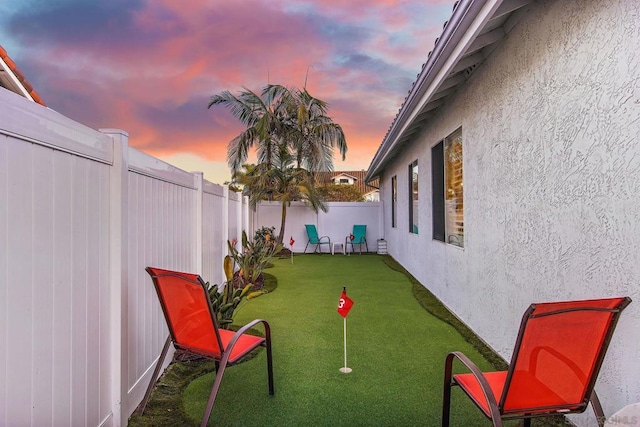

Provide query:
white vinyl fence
left=253, top=201, right=383, bottom=254
left=0, top=88, right=386, bottom=426
left=0, top=89, right=248, bottom=426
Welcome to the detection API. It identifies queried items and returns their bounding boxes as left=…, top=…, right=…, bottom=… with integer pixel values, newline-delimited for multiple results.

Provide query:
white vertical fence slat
left=6, top=138, right=33, bottom=426
left=0, top=135, right=7, bottom=427
left=194, top=172, right=204, bottom=274
left=85, top=161, right=100, bottom=426
left=221, top=186, right=230, bottom=285
left=51, top=149, right=74, bottom=427
left=31, top=143, right=55, bottom=426
left=71, top=157, right=88, bottom=427
left=228, top=191, right=239, bottom=242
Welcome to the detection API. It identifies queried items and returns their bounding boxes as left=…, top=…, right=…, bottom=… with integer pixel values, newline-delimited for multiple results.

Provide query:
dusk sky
left=1, top=0, right=453, bottom=184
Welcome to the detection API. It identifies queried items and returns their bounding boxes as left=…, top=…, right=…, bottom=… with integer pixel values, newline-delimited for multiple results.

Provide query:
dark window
left=409, top=161, right=418, bottom=234
left=391, top=175, right=397, bottom=228
left=431, top=143, right=445, bottom=242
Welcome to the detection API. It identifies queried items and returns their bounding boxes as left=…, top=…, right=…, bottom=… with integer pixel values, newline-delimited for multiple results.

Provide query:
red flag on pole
left=290, top=236, right=295, bottom=246
left=337, top=288, right=354, bottom=318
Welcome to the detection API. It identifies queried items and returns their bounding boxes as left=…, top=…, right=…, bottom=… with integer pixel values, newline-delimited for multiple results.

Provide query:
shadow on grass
left=380, top=256, right=508, bottom=371
left=128, top=358, right=212, bottom=427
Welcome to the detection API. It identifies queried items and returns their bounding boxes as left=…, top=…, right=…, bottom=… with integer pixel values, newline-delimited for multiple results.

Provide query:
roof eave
left=365, top=0, right=506, bottom=183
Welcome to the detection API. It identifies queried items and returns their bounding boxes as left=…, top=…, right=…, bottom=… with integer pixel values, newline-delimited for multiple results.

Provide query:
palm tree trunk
left=277, top=202, right=287, bottom=244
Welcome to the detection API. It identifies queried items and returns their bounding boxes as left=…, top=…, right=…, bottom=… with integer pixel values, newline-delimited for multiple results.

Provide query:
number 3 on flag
left=337, top=289, right=354, bottom=318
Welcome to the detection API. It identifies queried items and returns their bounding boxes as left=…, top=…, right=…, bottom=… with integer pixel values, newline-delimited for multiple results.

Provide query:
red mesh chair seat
left=138, top=267, right=274, bottom=427
left=219, top=330, right=265, bottom=362
left=443, top=297, right=631, bottom=427
left=454, top=370, right=583, bottom=418
left=179, top=329, right=265, bottom=363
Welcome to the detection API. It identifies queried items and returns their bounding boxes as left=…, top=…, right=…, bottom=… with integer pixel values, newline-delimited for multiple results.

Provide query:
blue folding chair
left=346, top=224, right=368, bottom=254
left=304, top=224, right=331, bottom=254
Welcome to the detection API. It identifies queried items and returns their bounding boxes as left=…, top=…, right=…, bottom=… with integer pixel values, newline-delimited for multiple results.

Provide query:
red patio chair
left=442, top=297, right=631, bottom=427
left=139, top=267, right=274, bottom=427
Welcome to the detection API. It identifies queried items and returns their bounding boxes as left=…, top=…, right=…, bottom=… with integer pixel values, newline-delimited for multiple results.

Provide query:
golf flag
left=290, top=236, right=295, bottom=264
left=337, top=288, right=354, bottom=318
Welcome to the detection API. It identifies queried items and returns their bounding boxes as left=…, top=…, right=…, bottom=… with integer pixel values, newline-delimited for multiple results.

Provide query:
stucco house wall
left=379, top=0, right=640, bottom=420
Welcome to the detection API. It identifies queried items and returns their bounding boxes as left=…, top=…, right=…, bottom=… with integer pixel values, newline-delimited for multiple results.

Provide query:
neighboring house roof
left=316, top=170, right=379, bottom=196
left=366, top=0, right=533, bottom=182
left=0, top=45, right=46, bottom=106
left=332, top=172, right=359, bottom=181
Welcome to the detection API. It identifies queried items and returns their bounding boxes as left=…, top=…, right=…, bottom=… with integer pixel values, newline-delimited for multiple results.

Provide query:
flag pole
left=290, top=237, right=295, bottom=264
left=340, top=316, right=352, bottom=373
left=337, top=286, right=353, bottom=374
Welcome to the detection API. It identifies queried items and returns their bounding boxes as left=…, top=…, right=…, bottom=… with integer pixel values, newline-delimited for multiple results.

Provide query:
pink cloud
left=5, top=0, right=453, bottom=180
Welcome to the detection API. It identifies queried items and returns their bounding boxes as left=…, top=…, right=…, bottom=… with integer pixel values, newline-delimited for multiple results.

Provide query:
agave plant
left=207, top=255, right=252, bottom=329
left=227, top=229, right=282, bottom=290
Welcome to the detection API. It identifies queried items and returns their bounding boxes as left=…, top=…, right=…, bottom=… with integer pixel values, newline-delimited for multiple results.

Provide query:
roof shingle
left=315, top=170, right=379, bottom=195
left=0, top=45, right=46, bottom=106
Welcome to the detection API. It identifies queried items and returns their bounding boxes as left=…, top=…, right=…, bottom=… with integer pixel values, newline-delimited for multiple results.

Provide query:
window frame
left=432, top=128, right=463, bottom=247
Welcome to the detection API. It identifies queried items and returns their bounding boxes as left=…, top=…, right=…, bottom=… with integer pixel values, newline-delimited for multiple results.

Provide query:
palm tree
left=208, top=85, right=293, bottom=174
left=286, top=87, right=347, bottom=171
left=209, top=83, right=345, bottom=243
left=209, top=84, right=347, bottom=174
left=233, top=151, right=327, bottom=244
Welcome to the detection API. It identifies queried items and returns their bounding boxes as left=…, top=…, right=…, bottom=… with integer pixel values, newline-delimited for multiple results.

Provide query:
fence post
left=193, top=172, right=204, bottom=275
left=102, top=128, right=129, bottom=427
left=236, top=193, right=243, bottom=245
left=243, top=195, right=250, bottom=237
left=222, top=186, right=229, bottom=286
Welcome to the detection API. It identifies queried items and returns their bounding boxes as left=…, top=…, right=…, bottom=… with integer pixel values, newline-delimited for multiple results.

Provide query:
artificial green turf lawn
left=183, top=254, right=512, bottom=426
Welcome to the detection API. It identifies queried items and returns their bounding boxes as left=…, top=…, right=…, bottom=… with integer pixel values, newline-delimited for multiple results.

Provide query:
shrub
left=206, top=255, right=251, bottom=329
left=227, top=229, right=282, bottom=290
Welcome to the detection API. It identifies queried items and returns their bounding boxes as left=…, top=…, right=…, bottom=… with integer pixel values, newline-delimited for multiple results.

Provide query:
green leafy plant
left=207, top=255, right=251, bottom=329
left=227, top=229, right=282, bottom=290
left=254, top=226, right=276, bottom=246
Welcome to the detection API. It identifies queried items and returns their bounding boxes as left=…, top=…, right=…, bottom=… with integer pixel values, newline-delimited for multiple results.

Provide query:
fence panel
left=0, top=90, right=112, bottom=427
left=0, top=88, right=278, bottom=426
left=123, top=150, right=198, bottom=418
